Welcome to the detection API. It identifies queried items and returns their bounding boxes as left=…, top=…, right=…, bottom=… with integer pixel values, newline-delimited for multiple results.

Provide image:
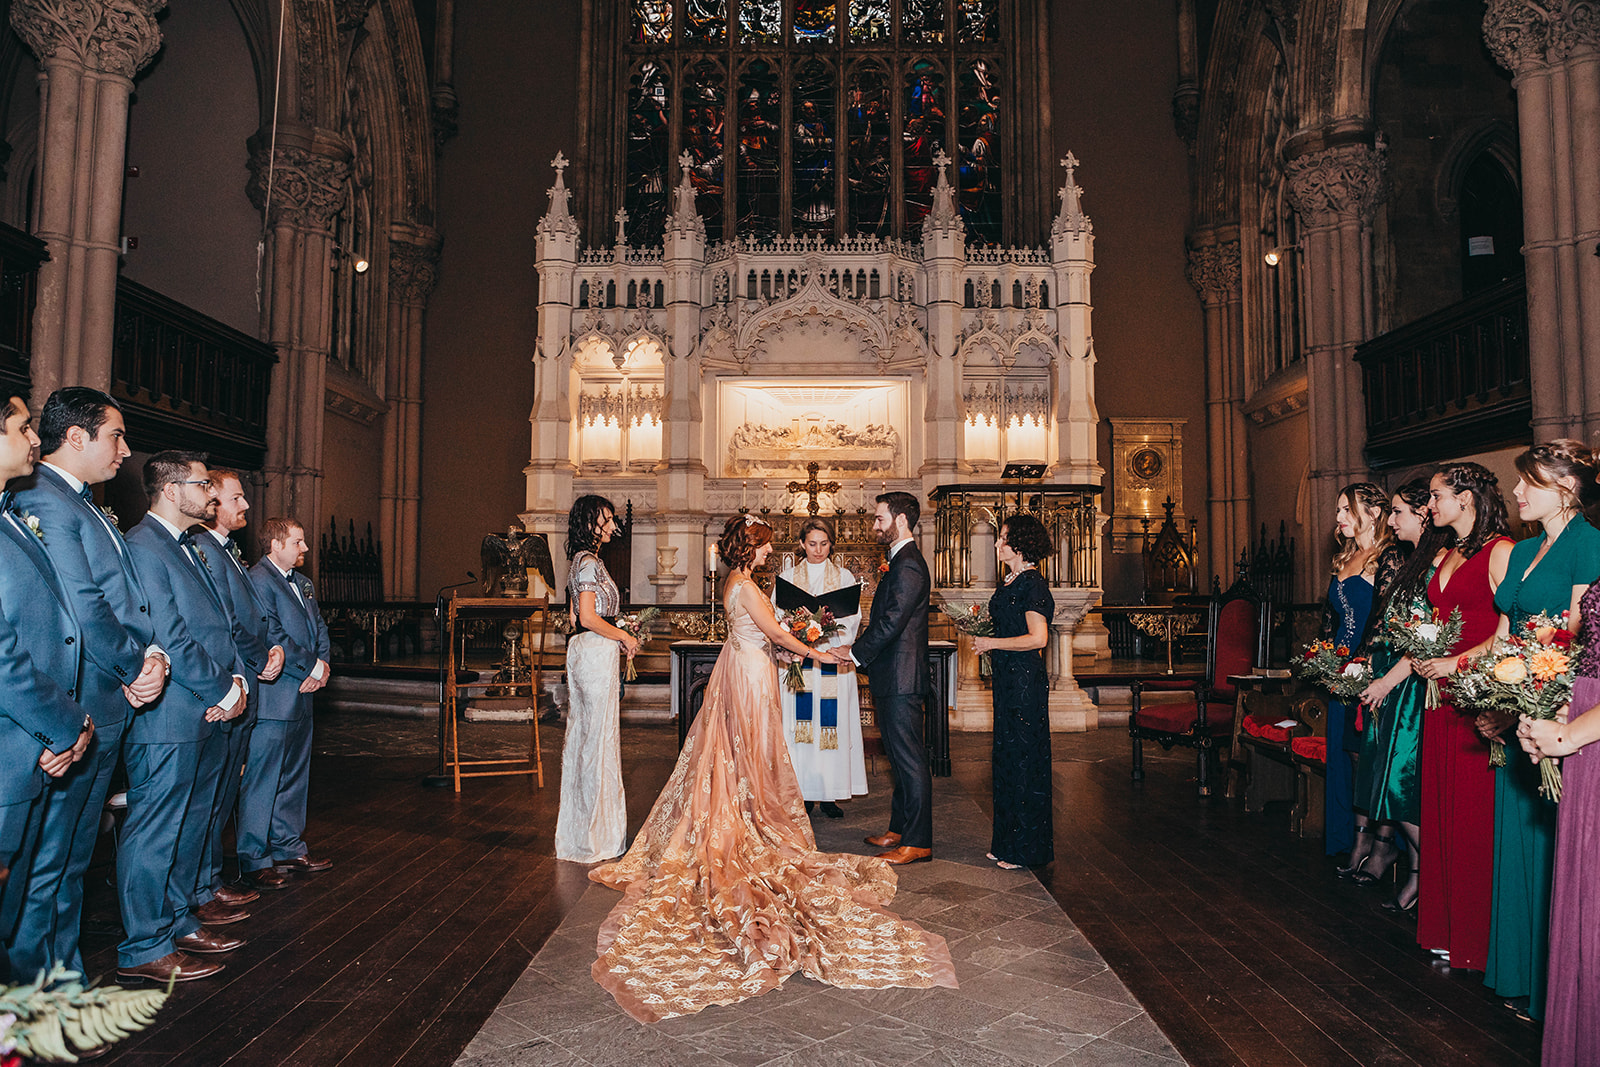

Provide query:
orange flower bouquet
left=1295, top=639, right=1375, bottom=701
left=776, top=606, right=843, bottom=692
left=1452, top=612, right=1579, bottom=800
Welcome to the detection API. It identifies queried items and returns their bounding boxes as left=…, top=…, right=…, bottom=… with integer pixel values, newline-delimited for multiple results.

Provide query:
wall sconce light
left=1263, top=244, right=1300, bottom=267
left=331, top=242, right=369, bottom=273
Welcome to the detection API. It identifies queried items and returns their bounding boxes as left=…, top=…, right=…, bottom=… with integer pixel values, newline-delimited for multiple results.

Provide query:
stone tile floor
left=453, top=785, right=1185, bottom=1067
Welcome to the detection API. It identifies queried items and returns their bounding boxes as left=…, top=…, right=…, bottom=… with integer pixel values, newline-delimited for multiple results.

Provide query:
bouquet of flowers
left=776, top=606, right=844, bottom=692
left=1294, top=640, right=1376, bottom=700
left=615, top=606, right=661, bottom=681
left=1385, top=604, right=1465, bottom=708
left=1451, top=612, right=1579, bottom=800
left=939, top=600, right=995, bottom=677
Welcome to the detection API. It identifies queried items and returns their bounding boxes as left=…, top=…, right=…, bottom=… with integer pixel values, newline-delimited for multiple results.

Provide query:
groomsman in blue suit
left=241, top=516, right=332, bottom=888
left=9, top=387, right=171, bottom=982
left=0, top=396, right=92, bottom=982
left=190, top=467, right=289, bottom=916
left=120, top=451, right=253, bottom=982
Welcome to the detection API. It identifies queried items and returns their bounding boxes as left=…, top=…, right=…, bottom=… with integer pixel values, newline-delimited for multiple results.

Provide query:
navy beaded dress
left=988, top=568, right=1055, bottom=867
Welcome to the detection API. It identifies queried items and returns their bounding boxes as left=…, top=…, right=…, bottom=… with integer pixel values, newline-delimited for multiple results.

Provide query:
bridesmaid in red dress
left=1413, top=462, right=1513, bottom=970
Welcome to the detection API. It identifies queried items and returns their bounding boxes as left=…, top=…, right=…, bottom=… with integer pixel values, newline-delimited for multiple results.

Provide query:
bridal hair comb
left=743, top=514, right=771, bottom=528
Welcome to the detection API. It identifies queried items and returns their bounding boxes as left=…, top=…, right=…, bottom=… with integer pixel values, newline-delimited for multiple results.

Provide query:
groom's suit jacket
left=852, top=540, right=932, bottom=696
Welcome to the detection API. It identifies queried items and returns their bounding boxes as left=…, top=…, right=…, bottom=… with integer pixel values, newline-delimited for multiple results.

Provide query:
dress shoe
left=176, top=927, right=246, bottom=954
left=214, top=884, right=260, bottom=906
left=72, top=1046, right=110, bottom=1060
left=117, top=951, right=224, bottom=983
left=864, top=831, right=901, bottom=849
left=245, top=866, right=293, bottom=890
left=279, top=854, right=332, bottom=872
left=876, top=845, right=932, bottom=865
left=193, top=900, right=250, bottom=926
left=819, top=801, right=844, bottom=819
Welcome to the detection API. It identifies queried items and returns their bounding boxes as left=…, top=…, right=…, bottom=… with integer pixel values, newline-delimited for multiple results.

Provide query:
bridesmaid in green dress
left=1485, top=441, right=1600, bottom=1021
left=1356, top=481, right=1455, bottom=911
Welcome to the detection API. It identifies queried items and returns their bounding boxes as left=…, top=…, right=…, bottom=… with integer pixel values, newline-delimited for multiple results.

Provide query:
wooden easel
left=442, top=594, right=555, bottom=792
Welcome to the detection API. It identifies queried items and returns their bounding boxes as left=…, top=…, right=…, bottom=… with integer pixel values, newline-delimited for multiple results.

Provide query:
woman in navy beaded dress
left=971, top=514, right=1056, bottom=869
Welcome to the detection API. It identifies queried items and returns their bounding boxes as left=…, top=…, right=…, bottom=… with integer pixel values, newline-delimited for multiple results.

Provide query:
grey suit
left=239, top=560, right=329, bottom=871
left=10, top=464, right=154, bottom=977
left=0, top=492, right=86, bottom=982
left=122, top=516, right=248, bottom=967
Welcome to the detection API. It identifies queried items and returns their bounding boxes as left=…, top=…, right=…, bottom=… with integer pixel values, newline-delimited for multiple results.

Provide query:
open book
left=774, top=576, right=862, bottom=619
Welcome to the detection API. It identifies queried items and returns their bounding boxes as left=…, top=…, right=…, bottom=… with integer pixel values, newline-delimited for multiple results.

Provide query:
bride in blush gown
left=589, top=514, right=957, bottom=1023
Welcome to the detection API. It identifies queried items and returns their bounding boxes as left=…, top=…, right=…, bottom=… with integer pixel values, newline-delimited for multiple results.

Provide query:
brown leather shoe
left=176, top=927, right=246, bottom=954
left=117, top=951, right=224, bottom=983
left=246, top=867, right=293, bottom=890
left=864, top=831, right=902, bottom=849
left=193, top=900, right=250, bottom=926
left=279, top=854, right=332, bottom=872
left=876, top=845, right=932, bottom=865
left=214, top=884, right=260, bottom=906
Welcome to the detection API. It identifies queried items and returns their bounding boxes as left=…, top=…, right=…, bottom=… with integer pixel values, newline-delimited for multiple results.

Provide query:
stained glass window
left=682, top=59, right=727, bottom=241
left=957, top=0, right=997, bottom=43
left=958, top=59, right=1000, bottom=243
left=792, top=59, right=836, bottom=233
left=849, top=0, right=889, bottom=42
left=616, top=0, right=1010, bottom=242
left=736, top=60, right=782, bottom=238
left=846, top=64, right=891, bottom=235
left=685, top=0, right=727, bottom=41
left=630, top=0, right=672, bottom=44
left=740, top=0, right=782, bottom=44
left=793, top=1, right=836, bottom=43
left=625, top=62, right=672, bottom=239
left=903, top=62, right=945, bottom=236
left=902, top=0, right=945, bottom=45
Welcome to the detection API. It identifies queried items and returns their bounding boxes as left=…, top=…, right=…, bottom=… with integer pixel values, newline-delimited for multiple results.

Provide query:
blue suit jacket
left=13, top=464, right=156, bottom=724
left=194, top=530, right=297, bottom=682
left=249, top=561, right=329, bottom=721
left=124, top=516, right=248, bottom=744
left=0, top=496, right=87, bottom=804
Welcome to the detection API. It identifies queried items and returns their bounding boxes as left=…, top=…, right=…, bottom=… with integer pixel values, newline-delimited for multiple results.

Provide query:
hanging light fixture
left=331, top=242, right=369, bottom=273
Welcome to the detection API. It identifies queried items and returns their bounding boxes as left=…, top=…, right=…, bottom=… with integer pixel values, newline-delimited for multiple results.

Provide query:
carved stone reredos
left=10, top=0, right=165, bottom=80
left=732, top=272, right=906, bottom=370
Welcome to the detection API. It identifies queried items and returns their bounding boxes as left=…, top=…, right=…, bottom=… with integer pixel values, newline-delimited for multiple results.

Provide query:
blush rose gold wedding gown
left=588, top=575, right=957, bottom=1023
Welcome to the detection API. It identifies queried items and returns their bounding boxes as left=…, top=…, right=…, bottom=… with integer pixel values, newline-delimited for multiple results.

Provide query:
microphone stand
left=423, top=572, right=478, bottom=788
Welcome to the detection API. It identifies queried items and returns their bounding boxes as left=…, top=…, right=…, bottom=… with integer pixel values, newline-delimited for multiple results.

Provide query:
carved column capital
left=1485, top=1, right=1600, bottom=73
left=389, top=231, right=441, bottom=305
left=1284, top=141, right=1387, bottom=226
left=1184, top=239, right=1242, bottom=299
left=10, top=0, right=164, bottom=79
left=246, top=144, right=351, bottom=230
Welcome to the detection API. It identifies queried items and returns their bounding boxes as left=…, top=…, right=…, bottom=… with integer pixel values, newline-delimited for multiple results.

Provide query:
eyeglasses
left=173, top=479, right=211, bottom=487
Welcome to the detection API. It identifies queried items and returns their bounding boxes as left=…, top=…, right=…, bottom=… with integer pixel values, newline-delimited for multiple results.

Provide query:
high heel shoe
left=1335, top=825, right=1372, bottom=878
left=1351, top=834, right=1400, bottom=885
left=1382, top=863, right=1419, bottom=913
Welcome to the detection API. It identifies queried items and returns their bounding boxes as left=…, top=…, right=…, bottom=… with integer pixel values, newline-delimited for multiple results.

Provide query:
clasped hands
left=38, top=719, right=94, bottom=777
left=779, top=644, right=846, bottom=667
left=121, top=652, right=169, bottom=709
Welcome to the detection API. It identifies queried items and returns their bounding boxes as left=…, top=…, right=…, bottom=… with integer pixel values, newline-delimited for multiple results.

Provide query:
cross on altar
left=787, top=462, right=840, bottom=517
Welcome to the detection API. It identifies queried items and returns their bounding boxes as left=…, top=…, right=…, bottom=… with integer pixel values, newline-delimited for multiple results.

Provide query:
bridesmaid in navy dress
left=971, top=514, right=1056, bottom=869
left=1323, top=484, right=1390, bottom=864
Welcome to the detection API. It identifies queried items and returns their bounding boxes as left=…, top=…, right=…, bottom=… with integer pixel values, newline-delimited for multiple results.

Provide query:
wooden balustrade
left=1354, top=275, right=1529, bottom=468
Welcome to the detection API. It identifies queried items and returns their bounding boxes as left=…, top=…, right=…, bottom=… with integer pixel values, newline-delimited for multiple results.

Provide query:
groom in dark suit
left=840, top=492, right=933, bottom=864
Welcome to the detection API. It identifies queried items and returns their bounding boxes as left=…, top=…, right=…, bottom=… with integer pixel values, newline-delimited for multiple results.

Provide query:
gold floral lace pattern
left=588, top=591, right=956, bottom=1022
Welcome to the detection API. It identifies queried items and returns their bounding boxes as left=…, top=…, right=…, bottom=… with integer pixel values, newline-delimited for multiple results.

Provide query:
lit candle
left=740, top=481, right=748, bottom=509
left=708, top=543, right=718, bottom=573
left=762, top=480, right=769, bottom=510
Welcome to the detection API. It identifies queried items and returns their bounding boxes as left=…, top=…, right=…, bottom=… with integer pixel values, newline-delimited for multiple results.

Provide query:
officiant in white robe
left=773, top=518, right=867, bottom=813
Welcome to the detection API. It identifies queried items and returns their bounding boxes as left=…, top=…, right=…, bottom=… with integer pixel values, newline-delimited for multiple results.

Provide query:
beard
left=874, top=526, right=893, bottom=544
left=179, top=496, right=219, bottom=523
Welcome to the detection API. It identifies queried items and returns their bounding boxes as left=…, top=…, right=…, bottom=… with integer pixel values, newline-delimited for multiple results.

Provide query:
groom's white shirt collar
left=888, top=535, right=914, bottom=560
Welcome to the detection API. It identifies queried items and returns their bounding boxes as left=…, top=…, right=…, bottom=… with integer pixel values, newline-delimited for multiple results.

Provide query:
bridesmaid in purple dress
left=1521, top=579, right=1600, bottom=1064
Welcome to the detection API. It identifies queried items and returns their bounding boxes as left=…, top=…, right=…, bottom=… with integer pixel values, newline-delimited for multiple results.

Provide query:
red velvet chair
left=1129, top=578, right=1271, bottom=797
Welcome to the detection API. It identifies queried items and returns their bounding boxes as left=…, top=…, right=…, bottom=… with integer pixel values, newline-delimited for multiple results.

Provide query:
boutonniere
left=298, top=580, right=315, bottom=600
left=21, top=510, right=43, bottom=542
left=878, top=561, right=890, bottom=574
left=228, top=540, right=244, bottom=562
left=100, top=505, right=118, bottom=526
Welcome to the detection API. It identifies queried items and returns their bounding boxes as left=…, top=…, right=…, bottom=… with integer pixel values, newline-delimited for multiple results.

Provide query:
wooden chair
left=443, top=594, right=556, bottom=792
left=1129, top=575, right=1271, bottom=797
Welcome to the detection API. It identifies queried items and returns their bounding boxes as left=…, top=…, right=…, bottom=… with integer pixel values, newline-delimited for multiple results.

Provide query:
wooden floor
left=76, top=715, right=1540, bottom=1066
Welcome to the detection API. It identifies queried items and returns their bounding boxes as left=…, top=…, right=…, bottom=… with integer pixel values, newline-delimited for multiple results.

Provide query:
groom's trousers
left=872, top=688, right=933, bottom=849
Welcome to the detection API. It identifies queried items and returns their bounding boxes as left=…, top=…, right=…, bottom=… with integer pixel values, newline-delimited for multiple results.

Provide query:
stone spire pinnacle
left=1053, top=151, right=1092, bottom=238
left=922, top=148, right=964, bottom=239
left=538, top=151, right=579, bottom=238
left=667, top=150, right=706, bottom=239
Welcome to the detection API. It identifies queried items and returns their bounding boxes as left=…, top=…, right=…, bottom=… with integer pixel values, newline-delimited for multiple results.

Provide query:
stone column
left=527, top=154, right=580, bottom=572
left=1284, top=137, right=1385, bottom=583
left=1049, top=154, right=1102, bottom=487
left=659, top=155, right=709, bottom=602
left=1484, top=1, right=1600, bottom=440
left=10, top=0, right=163, bottom=395
left=1185, top=227, right=1248, bottom=583
left=382, top=223, right=440, bottom=600
left=920, top=152, right=964, bottom=493
left=247, top=134, right=352, bottom=560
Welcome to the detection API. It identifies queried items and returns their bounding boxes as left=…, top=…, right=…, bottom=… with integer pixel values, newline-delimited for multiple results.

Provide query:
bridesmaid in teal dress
left=1355, top=481, right=1456, bottom=911
left=1485, top=441, right=1600, bottom=1021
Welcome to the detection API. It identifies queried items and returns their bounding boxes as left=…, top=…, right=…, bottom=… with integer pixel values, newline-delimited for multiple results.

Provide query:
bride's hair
left=717, top=514, right=773, bottom=571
